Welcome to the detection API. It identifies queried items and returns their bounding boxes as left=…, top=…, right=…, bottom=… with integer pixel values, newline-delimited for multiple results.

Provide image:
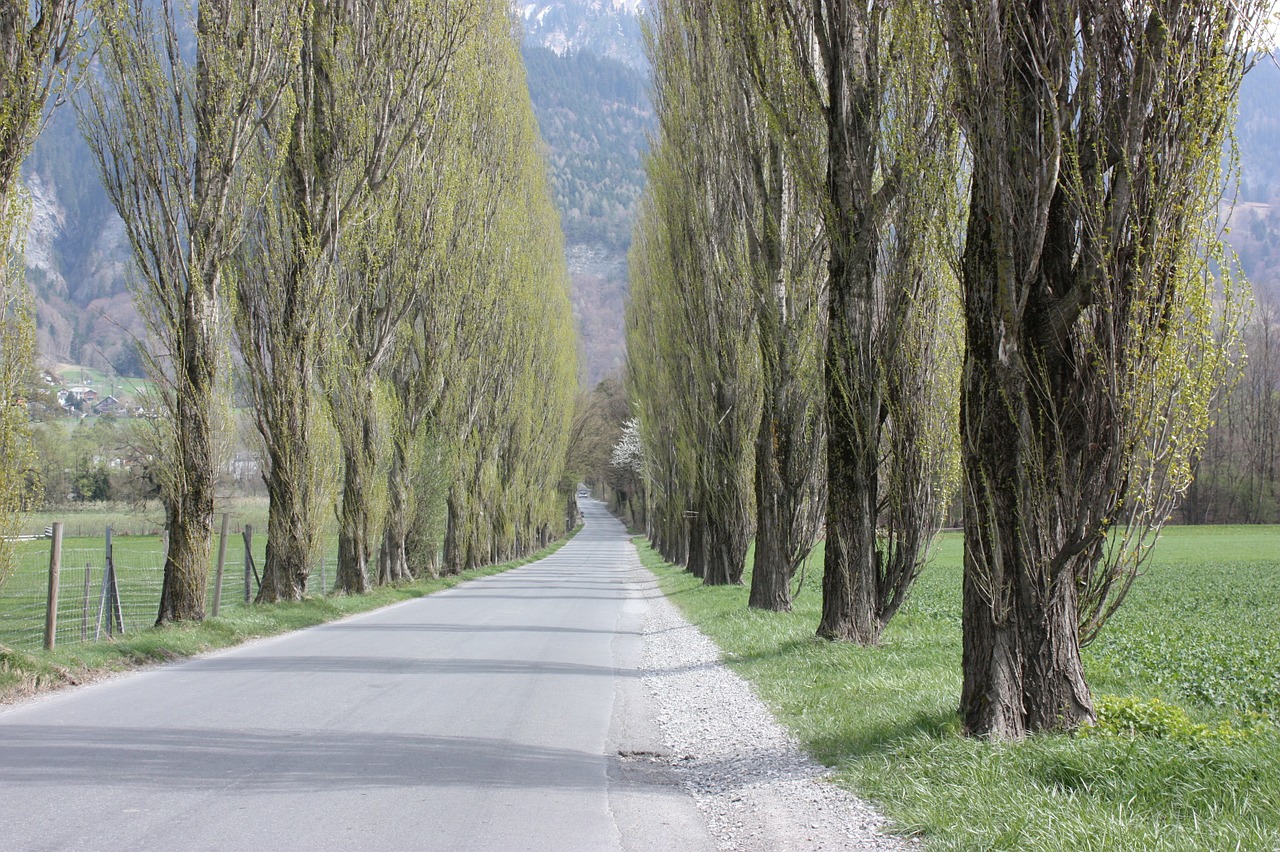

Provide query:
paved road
left=0, top=502, right=714, bottom=851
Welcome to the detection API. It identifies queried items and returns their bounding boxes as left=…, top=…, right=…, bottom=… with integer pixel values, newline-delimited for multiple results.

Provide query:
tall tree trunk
left=335, top=454, right=371, bottom=594
left=253, top=3, right=333, bottom=603
left=958, top=185, right=1094, bottom=736
left=686, top=511, right=706, bottom=579
left=443, top=487, right=464, bottom=575
left=750, top=392, right=792, bottom=609
left=818, top=249, right=883, bottom=643
left=378, top=429, right=414, bottom=583
left=157, top=1, right=225, bottom=623
left=336, top=390, right=377, bottom=594
left=702, top=507, right=747, bottom=586
left=813, top=11, right=887, bottom=645
left=156, top=310, right=215, bottom=622
left=257, top=363, right=316, bottom=602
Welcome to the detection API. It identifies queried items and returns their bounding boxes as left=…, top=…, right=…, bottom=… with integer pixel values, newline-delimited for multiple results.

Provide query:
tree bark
left=817, top=245, right=883, bottom=643
left=156, top=290, right=216, bottom=622
left=810, top=5, right=890, bottom=645
left=257, top=362, right=317, bottom=602
left=686, top=511, right=706, bottom=579
left=702, top=506, right=748, bottom=586
left=749, top=393, right=792, bottom=610
left=958, top=173, right=1095, bottom=736
left=335, top=385, right=378, bottom=594
left=378, top=428, right=415, bottom=583
left=442, top=487, right=464, bottom=576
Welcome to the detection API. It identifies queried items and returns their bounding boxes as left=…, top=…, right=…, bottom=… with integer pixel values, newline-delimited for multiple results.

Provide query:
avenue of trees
left=1, top=2, right=577, bottom=609
left=627, top=0, right=1270, bottom=738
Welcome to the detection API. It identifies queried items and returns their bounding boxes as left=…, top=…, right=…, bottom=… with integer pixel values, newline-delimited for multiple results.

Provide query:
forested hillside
left=1228, top=58, right=1280, bottom=304
left=521, top=23, right=653, bottom=386
left=13, top=0, right=1272, bottom=392
left=23, top=104, right=139, bottom=374
left=522, top=44, right=650, bottom=250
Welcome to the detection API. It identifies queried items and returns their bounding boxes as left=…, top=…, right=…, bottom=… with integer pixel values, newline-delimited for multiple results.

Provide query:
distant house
left=95, top=395, right=122, bottom=414
left=82, top=389, right=99, bottom=402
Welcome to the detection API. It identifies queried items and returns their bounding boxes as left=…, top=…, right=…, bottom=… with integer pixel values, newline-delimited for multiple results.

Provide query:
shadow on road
left=0, top=724, right=607, bottom=792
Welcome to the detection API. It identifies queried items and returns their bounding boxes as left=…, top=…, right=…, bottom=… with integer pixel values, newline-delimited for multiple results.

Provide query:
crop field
left=639, top=524, right=1280, bottom=851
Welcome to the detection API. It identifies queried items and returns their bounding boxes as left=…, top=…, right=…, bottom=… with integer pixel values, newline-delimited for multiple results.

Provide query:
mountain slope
left=519, top=1, right=652, bottom=385
left=519, top=0, right=646, bottom=69
left=1226, top=58, right=1280, bottom=305
left=21, top=4, right=1276, bottom=388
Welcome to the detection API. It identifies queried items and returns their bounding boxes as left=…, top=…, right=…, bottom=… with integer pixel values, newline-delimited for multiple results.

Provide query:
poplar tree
left=326, top=4, right=471, bottom=595
left=237, top=1, right=466, bottom=601
left=83, top=0, right=296, bottom=622
left=632, top=0, right=762, bottom=586
left=942, top=0, right=1266, bottom=737
left=708, top=1, right=829, bottom=611
left=428, top=4, right=576, bottom=575
left=0, top=1, right=80, bottom=589
left=626, top=190, right=697, bottom=566
left=717, top=0, right=962, bottom=632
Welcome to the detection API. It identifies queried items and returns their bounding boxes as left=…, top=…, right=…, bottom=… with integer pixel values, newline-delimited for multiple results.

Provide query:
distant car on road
left=577, top=489, right=589, bottom=497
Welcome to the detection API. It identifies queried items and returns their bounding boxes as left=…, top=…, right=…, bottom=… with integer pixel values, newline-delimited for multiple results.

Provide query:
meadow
left=50, top=363, right=157, bottom=403
left=637, top=525, right=1280, bottom=851
left=1, top=498, right=325, bottom=651
left=17, top=496, right=273, bottom=538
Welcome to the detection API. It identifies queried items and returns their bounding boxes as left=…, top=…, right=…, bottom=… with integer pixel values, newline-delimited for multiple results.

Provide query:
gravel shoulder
left=634, top=552, right=918, bottom=852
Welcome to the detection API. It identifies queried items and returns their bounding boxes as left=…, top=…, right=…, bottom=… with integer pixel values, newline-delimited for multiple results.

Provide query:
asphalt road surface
left=0, top=501, right=716, bottom=851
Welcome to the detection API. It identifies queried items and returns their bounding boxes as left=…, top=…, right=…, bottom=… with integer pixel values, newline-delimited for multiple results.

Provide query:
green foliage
left=637, top=526, right=1280, bottom=849
left=0, top=248, right=37, bottom=590
left=26, top=417, right=158, bottom=508
left=1083, top=695, right=1256, bottom=746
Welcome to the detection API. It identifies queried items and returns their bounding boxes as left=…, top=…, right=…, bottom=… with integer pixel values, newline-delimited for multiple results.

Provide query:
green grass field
left=637, top=525, right=1280, bottom=851
left=1, top=529, right=279, bottom=650
left=2, top=498, right=334, bottom=651
left=50, top=363, right=156, bottom=402
left=18, top=496, right=273, bottom=538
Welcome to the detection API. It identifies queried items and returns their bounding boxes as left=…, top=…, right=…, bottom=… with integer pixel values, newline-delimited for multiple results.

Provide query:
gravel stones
left=637, top=560, right=917, bottom=852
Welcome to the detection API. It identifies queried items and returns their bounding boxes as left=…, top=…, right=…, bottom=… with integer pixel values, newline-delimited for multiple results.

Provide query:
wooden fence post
left=44, top=522, right=63, bottom=650
left=212, top=513, right=229, bottom=616
left=96, top=528, right=108, bottom=639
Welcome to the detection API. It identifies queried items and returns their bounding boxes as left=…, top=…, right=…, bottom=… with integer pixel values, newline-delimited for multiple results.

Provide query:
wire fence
left=1, top=523, right=337, bottom=653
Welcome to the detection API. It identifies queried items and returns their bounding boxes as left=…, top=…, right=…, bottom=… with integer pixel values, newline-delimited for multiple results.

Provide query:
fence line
left=0, top=520, right=337, bottom=653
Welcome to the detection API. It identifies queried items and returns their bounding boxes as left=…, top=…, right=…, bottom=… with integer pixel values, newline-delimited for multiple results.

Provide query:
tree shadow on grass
left=806, top=708, right=959, bottom=765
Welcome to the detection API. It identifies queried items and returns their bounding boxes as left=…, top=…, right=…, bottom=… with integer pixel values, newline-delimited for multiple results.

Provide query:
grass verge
left=636, top=526, right=1280, bottom=851
left=0, top=526, right=580, bottom=705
